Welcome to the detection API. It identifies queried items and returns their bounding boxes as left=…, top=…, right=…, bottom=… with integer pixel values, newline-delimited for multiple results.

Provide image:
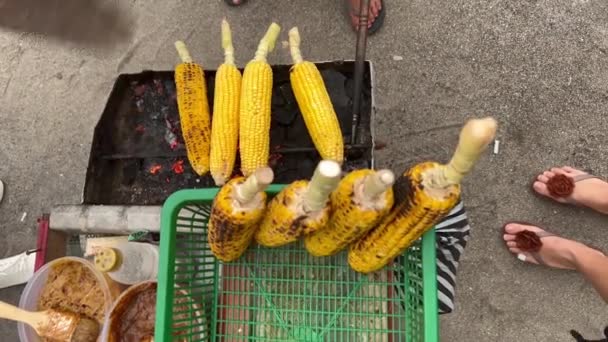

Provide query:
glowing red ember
left=172, top=160, right=184, bottom=174
left=149, top=164, right=162, bottom=175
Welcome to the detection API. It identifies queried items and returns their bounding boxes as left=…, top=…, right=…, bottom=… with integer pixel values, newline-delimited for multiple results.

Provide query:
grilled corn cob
left=208, top=167, right=274, bottom=262
left=349, top=117, right=497, bottom=273
left=210, top=19, right=242, bottom=185
left=174, top=41, right=211, bottom=175
left=255, top=160, right=341, bottom=247
left=288, top=27, right=344, bottom=163
left=305, top=169, right=395, bottom=256
left=239, top=23, right=281, bottom=176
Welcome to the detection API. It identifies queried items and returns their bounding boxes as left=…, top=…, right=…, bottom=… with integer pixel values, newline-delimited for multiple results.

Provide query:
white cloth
left=0, top=251, right=36, bottom=289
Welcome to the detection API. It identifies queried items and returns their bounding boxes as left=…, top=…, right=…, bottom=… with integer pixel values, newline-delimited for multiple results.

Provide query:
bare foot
left=503, top=223, right=587, bottom=270
left=533, top=166, right=608, bottom=214
left=348, top=0, right=382, bottom=29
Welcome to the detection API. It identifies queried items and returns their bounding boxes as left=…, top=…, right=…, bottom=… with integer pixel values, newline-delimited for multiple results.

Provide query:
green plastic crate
left=155, top=186, right=439, bottom=342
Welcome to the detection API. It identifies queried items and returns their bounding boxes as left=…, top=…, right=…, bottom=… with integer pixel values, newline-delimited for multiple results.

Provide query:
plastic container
left=101, top=281, right=205, bottom=342
left=18, top=256, right=120, bottom=342
left=95, top=242, right=159, bottom=285
left=155, top=187, right=439, bottom=342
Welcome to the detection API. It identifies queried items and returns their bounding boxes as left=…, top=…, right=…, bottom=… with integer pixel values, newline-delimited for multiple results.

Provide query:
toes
left=350, top=14, right=359, bottom=28
left=503, top=233, right=516, bottom=241
left=533, top=181, right=552, bottom=197
left=508, top=247, right=523, bottom=254
left=542, top=170, right=556, bottom=179
left=537, top=174, right=549, bottom=183
left=369, top=3, right=379, bottom=17
left=504, top=222, right=540, bottom=234
left=550, top=167, right=566, bottom=175
left=504, top=223, right=526, bottom=234
left=506, top=241, right=518, bottom=248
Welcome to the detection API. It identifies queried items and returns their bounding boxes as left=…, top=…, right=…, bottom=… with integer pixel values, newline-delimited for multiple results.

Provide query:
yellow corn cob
left=305, top=169, right=395, bottom=257
left=210, top=19, right=242, bottom=186
left=349, top=118, right=498, bottom=273
left=255, top=160, right=341, bottom=247
left=239, top=23, right=281, bottom=176
left=288, top=27, right=344, bottom=163
left=208, top=167, right=274, bottom=262
left=174, top=41, right=211, bottom=175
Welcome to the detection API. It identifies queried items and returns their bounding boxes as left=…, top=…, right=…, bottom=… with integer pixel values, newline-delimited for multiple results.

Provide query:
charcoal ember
left=285, top=114, right=314, bottom=146
left=270, top=124, right=288, bottom=147
left=343, top=159, right=370, bottom=172
left=273, top=155, right=316, bottom=183
left=321, top=69, right=348, bottom=107
left=272, top=82, right=298, bottom=126
left=122, top=160, right=140, bottom=186
left=163, top=80, right=176, bottom=98
left=297, top=158, right=315, bottom=177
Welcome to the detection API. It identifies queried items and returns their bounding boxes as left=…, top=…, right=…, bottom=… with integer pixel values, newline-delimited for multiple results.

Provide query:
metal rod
left=100, top=144, right=374, bottom=160
left=350, top=0, right=370, bottom=145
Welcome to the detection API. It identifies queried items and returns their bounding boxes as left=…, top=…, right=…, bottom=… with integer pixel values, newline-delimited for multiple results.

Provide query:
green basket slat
left=155, top=185, right=439, bottom=342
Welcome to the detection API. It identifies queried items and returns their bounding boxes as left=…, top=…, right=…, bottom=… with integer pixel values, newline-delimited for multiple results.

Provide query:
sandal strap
left=573, top=174, right=602, bottom=183
left=534, top=231, right=556, bottom=238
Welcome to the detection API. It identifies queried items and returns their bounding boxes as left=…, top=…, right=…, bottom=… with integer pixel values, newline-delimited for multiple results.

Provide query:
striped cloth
left=395, top=200, right=470, bottom=314
left=434, top=200, right=470, bottom=314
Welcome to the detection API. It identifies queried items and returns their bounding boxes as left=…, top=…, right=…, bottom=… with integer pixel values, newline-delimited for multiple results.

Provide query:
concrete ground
left=0, top=0, right=607, bottom=340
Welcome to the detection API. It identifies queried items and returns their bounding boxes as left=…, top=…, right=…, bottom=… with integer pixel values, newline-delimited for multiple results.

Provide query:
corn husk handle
left=442, top=117, right=497, bottom=185
left=221, top=19, right=235, bottom=65
left=362, top=169, right=395, bottom=199
left=235, top=167, right=274, bottom=204
left=288, top=27, right=304, bottom=64
left=254, top=22, right=281, bottom=62
left=175, top=41, right=193, bottom=63
left=304, top=160, right=342, bottom=212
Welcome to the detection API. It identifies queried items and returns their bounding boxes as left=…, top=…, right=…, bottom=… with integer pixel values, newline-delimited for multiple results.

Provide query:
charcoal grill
left=83, top=61, right=374, bottom=206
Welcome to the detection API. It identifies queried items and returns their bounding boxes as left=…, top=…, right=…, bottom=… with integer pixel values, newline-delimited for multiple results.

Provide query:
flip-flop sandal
left=345, top=0, right=386, bottom=35
left=503, top=221, right=557, bottom=266
left=224, top=0, right=247, bottom=6
left=531, top=172, right=605, bottom=206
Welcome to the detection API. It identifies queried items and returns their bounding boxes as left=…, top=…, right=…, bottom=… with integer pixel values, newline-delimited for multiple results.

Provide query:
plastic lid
left=94, top=248, right=120, bottom=272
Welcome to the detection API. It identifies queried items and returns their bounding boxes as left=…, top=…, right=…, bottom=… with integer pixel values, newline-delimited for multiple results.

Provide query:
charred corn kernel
left=288, top=28, right=344, bottom=163
left=210, top=19, right=242, bottom=186
left=349, top=118, right=497, bottom=273
left=174, top=41, right=211, bottom=175
left=256, top=160, right=341, bottom=247
left=305, top=169, right=394, bottom=257
left=239, top=23, right=281, bottom=176
left=208, top=167, right=274, bottom=262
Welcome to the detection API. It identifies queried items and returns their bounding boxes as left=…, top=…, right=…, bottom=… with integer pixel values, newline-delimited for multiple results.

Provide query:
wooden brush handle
left=0, top=301, right=45, bottom=331
left=304, top=160, right=342, bottom=212
left=235, top=167, right=274, bottom=204
left=443, top=117, right=497, bottom=184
